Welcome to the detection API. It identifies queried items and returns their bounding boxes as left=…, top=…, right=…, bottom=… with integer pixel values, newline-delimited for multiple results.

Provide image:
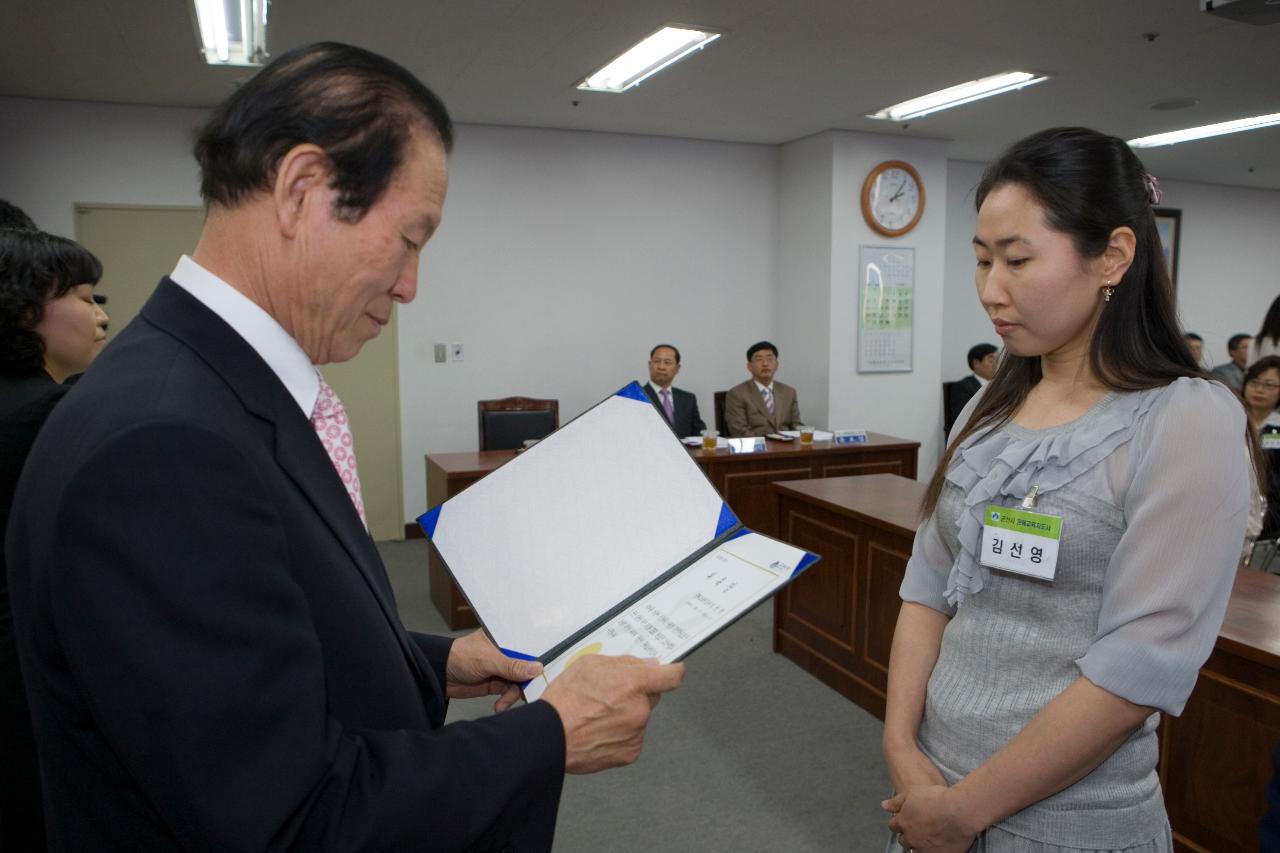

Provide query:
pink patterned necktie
left=311, top=374, right=368, bottom=529
left=660, top=388, right=675, bottom=423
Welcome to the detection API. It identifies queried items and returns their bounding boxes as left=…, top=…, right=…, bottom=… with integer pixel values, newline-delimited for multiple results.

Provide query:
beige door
left=75, top=204, right=405, bottom=541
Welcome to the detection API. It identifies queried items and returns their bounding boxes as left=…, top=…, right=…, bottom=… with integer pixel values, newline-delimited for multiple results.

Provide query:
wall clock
left=861, top=160, right=924, bottom=237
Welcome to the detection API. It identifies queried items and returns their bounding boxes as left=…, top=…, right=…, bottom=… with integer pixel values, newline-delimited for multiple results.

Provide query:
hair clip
left=1142, top=173, right=1163, bottom=206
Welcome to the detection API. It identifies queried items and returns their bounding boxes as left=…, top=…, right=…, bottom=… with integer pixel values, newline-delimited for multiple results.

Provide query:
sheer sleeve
left=1076, top=378, right=1250, bottom=715
left=899, top=510, right=958, bottom=617
left=899, top=388, right=988, bottom=616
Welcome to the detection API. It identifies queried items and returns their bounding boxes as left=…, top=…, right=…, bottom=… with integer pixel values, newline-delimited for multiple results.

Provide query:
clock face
left=862, top=161, right=924, bottom=236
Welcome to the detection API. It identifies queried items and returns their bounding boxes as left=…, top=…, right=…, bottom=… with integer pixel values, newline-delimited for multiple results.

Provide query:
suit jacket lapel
left=140, top=279, right=436, bottom=694
left=748, top=383, right=776, bottom=431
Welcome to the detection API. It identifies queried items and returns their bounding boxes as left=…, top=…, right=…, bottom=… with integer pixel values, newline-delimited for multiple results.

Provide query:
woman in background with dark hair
left=0, top=227, right=107, bottom=851
left=881, top=128, right=1250, bottom=852
left=1256, top=295, right=1280, bottom=362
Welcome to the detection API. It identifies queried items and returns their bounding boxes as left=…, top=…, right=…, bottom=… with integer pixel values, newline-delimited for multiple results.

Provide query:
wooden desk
left=772, top=473, right=1280, bottom=853
left=1160, top=566, right=1280, bottom=852
left=687, top=433, right=918, bottom=536
left=773, top=474, right=923, bottom=718
left=424, top=435, right=918, bottom=629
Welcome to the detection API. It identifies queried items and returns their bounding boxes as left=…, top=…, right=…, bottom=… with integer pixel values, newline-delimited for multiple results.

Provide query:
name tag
left=833, top=429, right=868, bottom=445
left=727, top=437, right=766, bottom=453
left=1263, top=432, right=1280, bottom=451
left=980, top=504, right=1062, bottom=581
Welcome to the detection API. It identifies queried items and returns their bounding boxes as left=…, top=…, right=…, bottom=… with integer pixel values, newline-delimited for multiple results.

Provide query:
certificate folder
left=418, top=382, right=820, bottom=700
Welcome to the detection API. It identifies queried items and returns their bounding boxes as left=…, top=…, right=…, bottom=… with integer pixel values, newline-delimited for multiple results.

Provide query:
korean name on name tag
left=1262, top=431, right=1280, bottom=451
left=980, top=504, right=1062, bottom=581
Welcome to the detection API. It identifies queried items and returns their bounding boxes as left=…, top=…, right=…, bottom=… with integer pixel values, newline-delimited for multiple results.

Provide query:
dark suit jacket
left=7, top=279, right=565, bottom=852
left=643, top=382, right=706, bottom=437
left=723, top=380, right=801, bottom=437
left=944, top=375, right=981, bottom=436
left=1, top=371, right=67, bottom=852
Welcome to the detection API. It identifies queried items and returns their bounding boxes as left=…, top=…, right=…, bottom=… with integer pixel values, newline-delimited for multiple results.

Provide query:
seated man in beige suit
left=725, top=341, right=802, bottom=437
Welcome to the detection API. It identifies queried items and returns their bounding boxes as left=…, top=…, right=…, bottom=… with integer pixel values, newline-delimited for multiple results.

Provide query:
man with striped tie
left=725, top=340, right=802, bottom=437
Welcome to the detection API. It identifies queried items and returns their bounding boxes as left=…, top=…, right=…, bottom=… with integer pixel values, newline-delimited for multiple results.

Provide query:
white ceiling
left=4, top=0, right=1280, bottom=189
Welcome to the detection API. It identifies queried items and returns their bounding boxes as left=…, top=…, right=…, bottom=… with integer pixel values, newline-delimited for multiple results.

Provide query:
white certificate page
left=522, top=532, right=808, bottom=701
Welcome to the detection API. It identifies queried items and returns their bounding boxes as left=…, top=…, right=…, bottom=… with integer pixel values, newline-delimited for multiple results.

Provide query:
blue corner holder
left=793, top=552, right=819, bottom=578
left=500, top=647, right=539, bottom=688
left=418, top=505, right=442, bottom=540
left=715, top=502, right=739, bottom=538
left=614, top=381, right=649, bottom=403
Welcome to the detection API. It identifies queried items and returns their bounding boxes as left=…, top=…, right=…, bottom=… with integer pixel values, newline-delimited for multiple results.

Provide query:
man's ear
left=272, top=144, right=331, bottom=239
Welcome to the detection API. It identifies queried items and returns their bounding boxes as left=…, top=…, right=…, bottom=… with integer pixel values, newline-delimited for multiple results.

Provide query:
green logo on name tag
left=984, top=505, right=1061, bottom=540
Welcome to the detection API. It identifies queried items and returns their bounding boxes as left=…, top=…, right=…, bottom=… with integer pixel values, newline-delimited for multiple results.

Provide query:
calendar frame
left=856, top=245, right=915, bottom=373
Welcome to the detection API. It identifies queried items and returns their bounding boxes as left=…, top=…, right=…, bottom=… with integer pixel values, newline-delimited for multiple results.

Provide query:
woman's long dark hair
left=922, top=127, right=1204, bottom=516
left=0, top=228, right=103, bottom=376
left=1258, top=296, right=1280, bottom=351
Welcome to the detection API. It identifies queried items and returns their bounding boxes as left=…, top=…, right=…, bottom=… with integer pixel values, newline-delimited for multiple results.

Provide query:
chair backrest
left=714, top=391, right=728, bottom=436
left=477, top=396, right=559, bottom=450
left=941, top=381, right=962, bottom=436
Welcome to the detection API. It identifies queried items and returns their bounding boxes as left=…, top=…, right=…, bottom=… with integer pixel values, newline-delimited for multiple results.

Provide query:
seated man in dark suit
left=945, top=343, right=998, bottom=435
left=642, top=344, right=706, bottom=437
left=6, top=42, right=682, bottom=853
left=725, top=341, right=801, bottom=437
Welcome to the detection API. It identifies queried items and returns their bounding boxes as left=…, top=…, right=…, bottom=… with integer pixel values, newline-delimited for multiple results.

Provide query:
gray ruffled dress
left=892, top=378, right=1249, bottom=852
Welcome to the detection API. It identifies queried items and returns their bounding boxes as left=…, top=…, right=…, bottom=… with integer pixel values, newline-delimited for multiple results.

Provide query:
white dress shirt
left=169, top=255, right=319, bottom=417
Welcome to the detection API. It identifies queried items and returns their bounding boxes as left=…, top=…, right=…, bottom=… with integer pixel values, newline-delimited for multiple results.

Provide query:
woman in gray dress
left=881, top=128, right=1252, bottom=852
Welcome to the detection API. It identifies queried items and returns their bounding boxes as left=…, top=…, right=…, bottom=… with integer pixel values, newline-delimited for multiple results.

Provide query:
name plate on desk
left=726, top=437, right=766, bottom=454
left=834, top=430, right=868, bottom=445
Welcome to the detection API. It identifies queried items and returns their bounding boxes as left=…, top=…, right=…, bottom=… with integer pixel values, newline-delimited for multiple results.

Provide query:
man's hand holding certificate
left=542, top=655, right=685, bottom=773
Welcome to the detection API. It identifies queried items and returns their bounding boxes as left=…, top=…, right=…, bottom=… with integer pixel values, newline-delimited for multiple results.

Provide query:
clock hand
left=889, top=178, right=907, bottom=202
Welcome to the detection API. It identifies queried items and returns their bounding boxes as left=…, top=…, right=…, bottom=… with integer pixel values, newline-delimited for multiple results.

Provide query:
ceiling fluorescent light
left=1128, top=112, right=1280, bottom=147
left=868, top=71, right=1050, bottom=121
left=192, top=0, right=269, bottom=67
left=578, top=26, right=721, bottom=93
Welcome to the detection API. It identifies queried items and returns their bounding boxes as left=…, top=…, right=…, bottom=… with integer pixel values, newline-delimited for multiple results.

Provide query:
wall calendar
left=857, top=246, right=914, bottom=373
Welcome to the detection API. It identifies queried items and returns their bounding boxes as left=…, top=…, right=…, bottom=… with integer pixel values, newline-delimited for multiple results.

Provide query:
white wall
left=775, top=133, right=835, bottom=427
left=827, top=132, right=951, bottom=472
left=0, top=97, right=207, bottom=235
left=940, top=161, right=1280, bottom=382
left=1160, top=178, right=1280, bottom=365
left=399, top=125, right=779, bottom=519
left=7, top=95, right=1278, bottom=523
left=940, top=160, right=994, bottom=382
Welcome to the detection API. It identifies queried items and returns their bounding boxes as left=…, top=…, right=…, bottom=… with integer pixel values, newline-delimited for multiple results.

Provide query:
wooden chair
left=714, top=391, right=729, bottom=437
left=942, top=381, right=963, bottom=436
left=477, top=396, right=559, bottom=450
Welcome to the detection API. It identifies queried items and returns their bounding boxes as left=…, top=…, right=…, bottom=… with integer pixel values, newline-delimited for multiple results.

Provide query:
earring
left=1103, top=280, right=1114, bottom=303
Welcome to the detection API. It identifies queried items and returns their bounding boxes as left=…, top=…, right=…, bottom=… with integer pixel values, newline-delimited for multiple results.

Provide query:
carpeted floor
left=380, top=538, right=894, bottom=852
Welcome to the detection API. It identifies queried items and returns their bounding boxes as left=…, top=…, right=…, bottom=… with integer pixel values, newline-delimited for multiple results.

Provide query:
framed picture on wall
left=1153, top=207, right=1181, bottom=290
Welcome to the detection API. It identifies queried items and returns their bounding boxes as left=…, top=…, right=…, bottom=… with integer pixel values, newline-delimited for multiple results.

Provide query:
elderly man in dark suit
left=7, top=42, right=681, bottom=852
left=725, top=340, right=802, bottom=437
left=642, top=343, right=706, bottom=437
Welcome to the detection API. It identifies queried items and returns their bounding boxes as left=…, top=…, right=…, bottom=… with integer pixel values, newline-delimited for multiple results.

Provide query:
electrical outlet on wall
left=451, top=343, right=464, bottom=362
